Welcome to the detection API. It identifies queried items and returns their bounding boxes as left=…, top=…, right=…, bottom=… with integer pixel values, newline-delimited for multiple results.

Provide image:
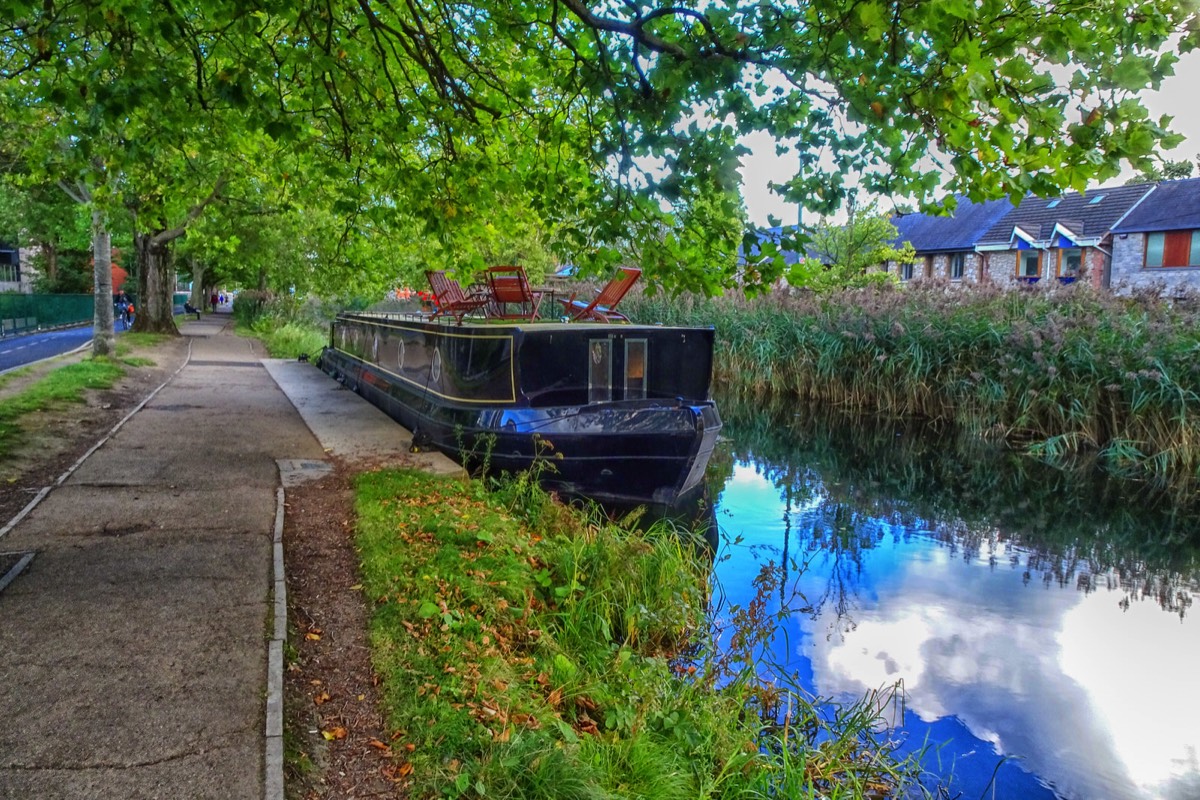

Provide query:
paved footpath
left=0, top=314, right=456, bottom=800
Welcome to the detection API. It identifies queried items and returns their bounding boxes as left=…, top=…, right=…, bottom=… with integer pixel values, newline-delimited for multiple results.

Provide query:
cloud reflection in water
left=715, top=463, right=1200, bottom=800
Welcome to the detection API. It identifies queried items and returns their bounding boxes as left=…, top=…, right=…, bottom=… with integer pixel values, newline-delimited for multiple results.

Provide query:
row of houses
left=882, top=177, right=1200, bottom=293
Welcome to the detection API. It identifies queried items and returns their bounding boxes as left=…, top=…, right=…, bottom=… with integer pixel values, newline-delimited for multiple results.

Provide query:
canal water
left=706, top=396, right=1200, bottom=800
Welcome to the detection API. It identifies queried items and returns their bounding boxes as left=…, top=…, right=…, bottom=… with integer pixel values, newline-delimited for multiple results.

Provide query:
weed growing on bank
left=625, top=282, right=1200, bottom=483
left=0, top=359, right=124, bottom=457
left=351, top=468, right=929, bottom=799
left=232, top=294, right=341, bottom=358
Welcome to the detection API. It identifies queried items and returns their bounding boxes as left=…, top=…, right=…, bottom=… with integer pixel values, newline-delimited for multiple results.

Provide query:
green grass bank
left=0, top=358, right=125, bottom=458
left=348, top=469, right=929, bottom=799
left=624, top=282, right=1200, bottom=483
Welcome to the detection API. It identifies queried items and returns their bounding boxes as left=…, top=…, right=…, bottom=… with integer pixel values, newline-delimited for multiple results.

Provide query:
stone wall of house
left=1083, top=247, right=1107, bottom=291
left=1109, top=233, right=1200, bottom=295
left=982, top=251, right=1017, bottom=286
left=881, top=251, right=988, bottom=284
left=980, top=247, right=1109, bottom=290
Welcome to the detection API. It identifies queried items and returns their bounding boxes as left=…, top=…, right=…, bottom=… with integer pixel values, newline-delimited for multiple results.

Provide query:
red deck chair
left=425, top=270, right=490, bottom=324
left=558, top=266, right=641, bottom=322
left=484, top=265, right=544, bottom=321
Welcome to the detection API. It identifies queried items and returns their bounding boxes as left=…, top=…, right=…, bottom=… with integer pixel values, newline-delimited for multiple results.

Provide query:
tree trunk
left=91, top=211, right=116, bottom=357
left=44, top=242, right=59, bottom=282
left=189, top=257, right=206, bottom=309
left=131, top=231, right=180, bottom=335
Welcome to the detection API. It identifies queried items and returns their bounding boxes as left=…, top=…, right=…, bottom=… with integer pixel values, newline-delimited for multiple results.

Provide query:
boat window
left=588, top=339, right=612, bottom=403
left=625, top=339, right=647, bottom=399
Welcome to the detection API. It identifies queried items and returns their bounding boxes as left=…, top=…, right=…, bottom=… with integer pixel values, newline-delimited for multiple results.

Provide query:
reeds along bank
left=623, top=283, right=1200, bottom=483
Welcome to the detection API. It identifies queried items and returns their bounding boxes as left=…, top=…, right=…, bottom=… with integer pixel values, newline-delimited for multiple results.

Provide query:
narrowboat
left=316, top=312, right=722, bottom=506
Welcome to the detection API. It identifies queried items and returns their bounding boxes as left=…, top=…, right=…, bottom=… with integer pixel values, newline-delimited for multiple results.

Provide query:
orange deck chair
left=484, top=265, right=544, bottom=321
left=558, top=266, right=641, bottom=322
left=425, top=270, right=490, bottom=324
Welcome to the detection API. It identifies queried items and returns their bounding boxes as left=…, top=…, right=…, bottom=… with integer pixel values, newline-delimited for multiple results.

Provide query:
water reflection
left=709, top=395, right=1200, bottom=800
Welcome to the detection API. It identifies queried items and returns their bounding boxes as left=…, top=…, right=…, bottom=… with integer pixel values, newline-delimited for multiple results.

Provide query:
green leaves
left=2, top=0, right=1193, bottom=299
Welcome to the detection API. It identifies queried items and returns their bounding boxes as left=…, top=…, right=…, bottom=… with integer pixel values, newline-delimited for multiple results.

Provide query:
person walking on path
left=210, top=291, right=219, bottom=312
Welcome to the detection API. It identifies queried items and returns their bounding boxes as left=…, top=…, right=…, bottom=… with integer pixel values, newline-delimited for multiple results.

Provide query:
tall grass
left=351, top=469, right=930, bottom=799
left=625, top=282, right=1200, bottom=483
left=233, top=294, right=333, bottom=358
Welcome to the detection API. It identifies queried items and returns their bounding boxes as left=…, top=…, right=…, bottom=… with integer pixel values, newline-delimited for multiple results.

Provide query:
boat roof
left=342, top=312, right=708, bottom=333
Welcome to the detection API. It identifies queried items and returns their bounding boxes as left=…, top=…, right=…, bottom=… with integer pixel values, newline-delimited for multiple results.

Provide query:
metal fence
left=0, top=293, right=97, bottom=337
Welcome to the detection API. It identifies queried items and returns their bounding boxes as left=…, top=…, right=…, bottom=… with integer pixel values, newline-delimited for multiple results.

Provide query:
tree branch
left=151, top=174, right=228, bottom=246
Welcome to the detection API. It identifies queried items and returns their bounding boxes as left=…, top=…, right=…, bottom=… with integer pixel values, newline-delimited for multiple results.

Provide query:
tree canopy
left=2, top=0, right=1196, bottom=303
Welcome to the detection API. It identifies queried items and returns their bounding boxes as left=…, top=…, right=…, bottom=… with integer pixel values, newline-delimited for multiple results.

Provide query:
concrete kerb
left=266, top=484, right=287, bottom=800
left=266, top=459, right=333, bottom=800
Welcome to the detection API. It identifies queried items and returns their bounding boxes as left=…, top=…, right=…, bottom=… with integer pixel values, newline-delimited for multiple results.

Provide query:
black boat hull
left=317, top=314, right=721, bottom=506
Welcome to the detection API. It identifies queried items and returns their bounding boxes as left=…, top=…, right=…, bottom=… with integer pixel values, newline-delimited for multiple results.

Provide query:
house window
left=1058, top=248, right=1082, bottom=277
left=1018, top=250, right=1042, bottom=278
left=624, top=339, right=647, bottom=400
left=900, top=261, right=913, bottom=281
left=587, top=339, right=612, bottom=404
left=1145, top=231, right=1200, bottom=268
left=0, top=249, right=17, bottom=283
left=950, top=253, right=966, bottom=280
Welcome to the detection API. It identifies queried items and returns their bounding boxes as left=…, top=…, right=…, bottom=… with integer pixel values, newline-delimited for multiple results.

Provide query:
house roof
left=890, top=196, right=1015, bottom=253
left=977, top=183, right=1154, bottom=248
left=1111, top=177, right=1200, bottom=233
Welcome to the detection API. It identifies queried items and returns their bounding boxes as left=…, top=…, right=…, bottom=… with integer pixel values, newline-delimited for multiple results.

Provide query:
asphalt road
left=0, top=323, right=132, bottom=374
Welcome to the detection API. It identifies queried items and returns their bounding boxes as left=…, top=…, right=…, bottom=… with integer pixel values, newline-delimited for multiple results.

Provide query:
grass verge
left=351, top=468, right=929, bottom=799
left=0, top=359, right=125, bottom=457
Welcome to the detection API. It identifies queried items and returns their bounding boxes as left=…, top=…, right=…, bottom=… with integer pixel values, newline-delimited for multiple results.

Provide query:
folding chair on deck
left=425, top=270, right=490, bottom=324
left=484, top=265, right=544, bottom=321
left=559, top=267, right=641, bottom=322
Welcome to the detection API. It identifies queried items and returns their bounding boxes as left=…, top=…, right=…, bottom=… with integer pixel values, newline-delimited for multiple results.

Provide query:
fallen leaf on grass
left=321, top=726, right=348, bottom=741
left=382, top=762, right=414, bottom=782
left=367, top=738, right=391, bottom=751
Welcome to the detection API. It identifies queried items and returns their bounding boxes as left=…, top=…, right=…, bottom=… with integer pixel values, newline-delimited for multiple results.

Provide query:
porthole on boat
left=431, top=349, right=442, bottom=383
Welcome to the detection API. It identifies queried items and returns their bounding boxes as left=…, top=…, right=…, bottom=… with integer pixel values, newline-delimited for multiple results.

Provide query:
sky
left=738, top=48, right=1200, bottom=227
